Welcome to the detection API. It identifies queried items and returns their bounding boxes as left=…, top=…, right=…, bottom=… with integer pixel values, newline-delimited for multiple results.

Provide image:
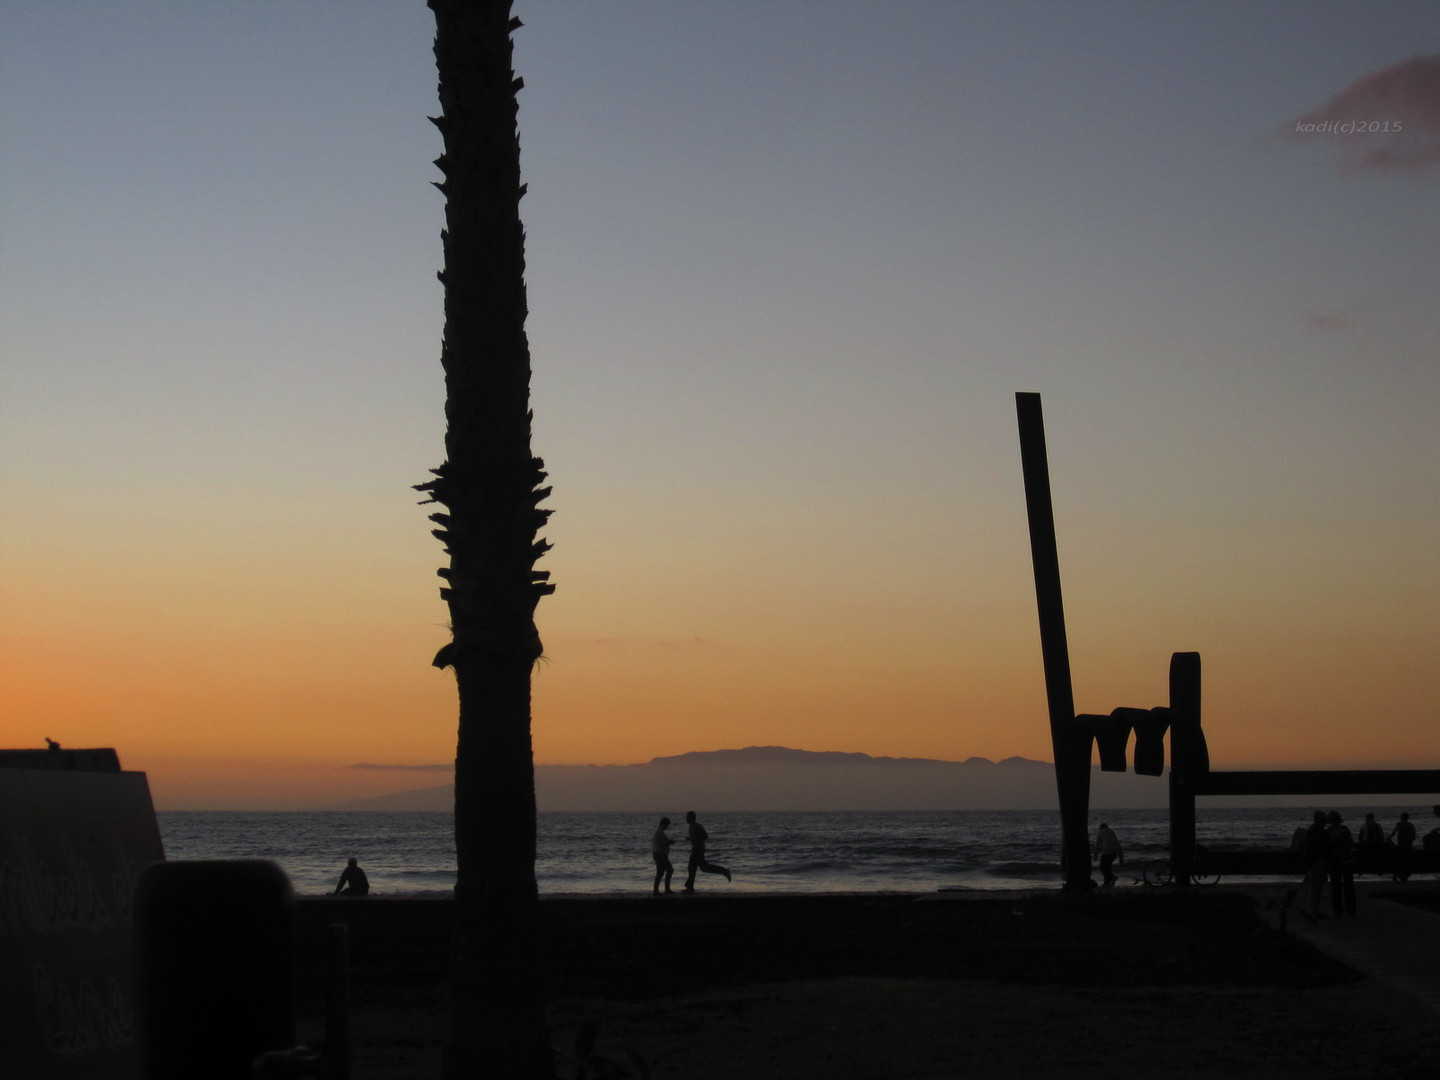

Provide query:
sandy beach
left=294, top=888, right=1440, bottom=1079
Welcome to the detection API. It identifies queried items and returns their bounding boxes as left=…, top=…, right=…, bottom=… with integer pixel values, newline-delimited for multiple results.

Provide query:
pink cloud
left=1283, top=54, right=1440, bottom=173
left=1304, top=309, right=1354, bottom=333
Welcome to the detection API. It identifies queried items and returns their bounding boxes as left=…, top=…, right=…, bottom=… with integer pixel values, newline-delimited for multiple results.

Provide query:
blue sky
left=3, top=2, right=1439, bottom=806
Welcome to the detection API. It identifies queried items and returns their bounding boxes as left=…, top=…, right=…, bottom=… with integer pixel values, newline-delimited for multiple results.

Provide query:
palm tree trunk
left=420, top=2, right=556, bottom=1076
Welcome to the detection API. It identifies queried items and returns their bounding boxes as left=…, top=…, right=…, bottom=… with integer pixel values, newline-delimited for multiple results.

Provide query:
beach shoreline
left=293, top=887, right=1440, bottom=1078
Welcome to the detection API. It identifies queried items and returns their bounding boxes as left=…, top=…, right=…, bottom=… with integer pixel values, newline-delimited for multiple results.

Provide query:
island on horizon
left=335, top=745, right=1173, bottom=812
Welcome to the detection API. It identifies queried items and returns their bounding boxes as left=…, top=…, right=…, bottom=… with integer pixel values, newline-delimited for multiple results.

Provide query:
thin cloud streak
left=576, top=636, right=718, bottom=650
left=1304, top=310, right=1354, bottom=333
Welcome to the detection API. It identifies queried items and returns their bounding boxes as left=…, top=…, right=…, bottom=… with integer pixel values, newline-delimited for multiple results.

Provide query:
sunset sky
left=4, top=3, right=1439, bottom=809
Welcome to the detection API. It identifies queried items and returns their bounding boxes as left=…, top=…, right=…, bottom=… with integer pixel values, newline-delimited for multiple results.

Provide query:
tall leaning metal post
left=1016, top=392, right=1093, bottom=891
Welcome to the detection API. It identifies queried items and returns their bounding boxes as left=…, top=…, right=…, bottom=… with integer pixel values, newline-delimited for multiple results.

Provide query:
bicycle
left=1142, top=845, right=1220, bottom=887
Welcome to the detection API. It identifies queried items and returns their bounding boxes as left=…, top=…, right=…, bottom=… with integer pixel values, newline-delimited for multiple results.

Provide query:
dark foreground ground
left=295, top=889, right=1440, bottom=1079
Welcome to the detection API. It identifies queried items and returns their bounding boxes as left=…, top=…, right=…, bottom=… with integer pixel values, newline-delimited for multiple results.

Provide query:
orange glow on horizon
left=9, top=543, right=1440, bottom=810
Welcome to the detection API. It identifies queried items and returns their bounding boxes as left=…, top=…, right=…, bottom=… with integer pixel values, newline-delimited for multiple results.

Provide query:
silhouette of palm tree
left=420, top=2, right=556, bottom=1076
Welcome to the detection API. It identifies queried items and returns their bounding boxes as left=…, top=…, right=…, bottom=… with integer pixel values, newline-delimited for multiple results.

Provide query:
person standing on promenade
left=334, top=857, right=370, bottom=897
left=682, top=810, right=732, bottom=893
left=1326, top=811, right=1357, bottom=918
left=1301, top=810, right=1330, bottom=920
left=1389, top=811, right=1416, bottom=882
left=652, top=816, right=675, bottom=895
left=1093, top=822, right=1123, bottom=888
left=1358, top=813, right=1384, bottom=849
left=1356, top=812, right=1385, bottom=875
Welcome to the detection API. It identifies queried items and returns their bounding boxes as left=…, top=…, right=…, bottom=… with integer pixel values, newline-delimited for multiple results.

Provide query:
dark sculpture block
left=1079, top=712, right=1130, bottom=772
left=1127, top=706, right=1170, bottom=777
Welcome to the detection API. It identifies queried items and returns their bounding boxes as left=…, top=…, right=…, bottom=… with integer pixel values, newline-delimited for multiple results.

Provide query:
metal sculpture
left=1017, top=391, right=1440, bottom=888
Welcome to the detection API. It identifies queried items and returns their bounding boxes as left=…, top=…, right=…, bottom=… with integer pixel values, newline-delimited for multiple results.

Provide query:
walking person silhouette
left=651, top=816, right=675, bottom=895
left=682, top=810, right=731, bottom=892
left=1093, top=822, right=1123, bottom=888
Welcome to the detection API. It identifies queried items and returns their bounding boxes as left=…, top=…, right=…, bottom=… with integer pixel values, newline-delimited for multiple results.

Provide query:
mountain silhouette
left=334, top=746, right=1170, bottom=811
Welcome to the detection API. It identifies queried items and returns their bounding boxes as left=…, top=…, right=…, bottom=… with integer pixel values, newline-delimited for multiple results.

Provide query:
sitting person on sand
left=1424, top=805, right=1440, bottom=852
left=682, top=810, right=732, bottom=893
left=334, top=857, right=370, bottom=897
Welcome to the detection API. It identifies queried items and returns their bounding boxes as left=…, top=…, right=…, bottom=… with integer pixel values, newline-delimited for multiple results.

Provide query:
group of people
left=650, top=810, right=733, bottom=895
left=1296, top=807, right=1435, bottom=920
left=1298, top=810, right=1362, bottom=919
left=334, top=806, right=1433, bottom=900
left=1092, top=806, right=1436, bottom=899
left=330, top=811, right=737, bottom=900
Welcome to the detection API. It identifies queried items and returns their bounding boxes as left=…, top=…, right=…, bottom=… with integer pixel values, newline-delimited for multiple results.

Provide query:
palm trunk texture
left=420, top=2, right=556, bottom=1076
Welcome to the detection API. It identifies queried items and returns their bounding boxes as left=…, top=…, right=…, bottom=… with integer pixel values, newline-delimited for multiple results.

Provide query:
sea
left=154, top=805, right=1428, bottom=898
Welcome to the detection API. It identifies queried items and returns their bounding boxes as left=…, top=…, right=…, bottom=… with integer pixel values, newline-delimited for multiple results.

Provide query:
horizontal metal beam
left=1198, top=769, right=1440, bottom=797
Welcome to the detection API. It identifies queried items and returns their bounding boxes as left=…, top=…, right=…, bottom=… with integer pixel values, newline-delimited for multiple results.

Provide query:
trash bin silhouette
left=135, top=860, right=296, bottom=1080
